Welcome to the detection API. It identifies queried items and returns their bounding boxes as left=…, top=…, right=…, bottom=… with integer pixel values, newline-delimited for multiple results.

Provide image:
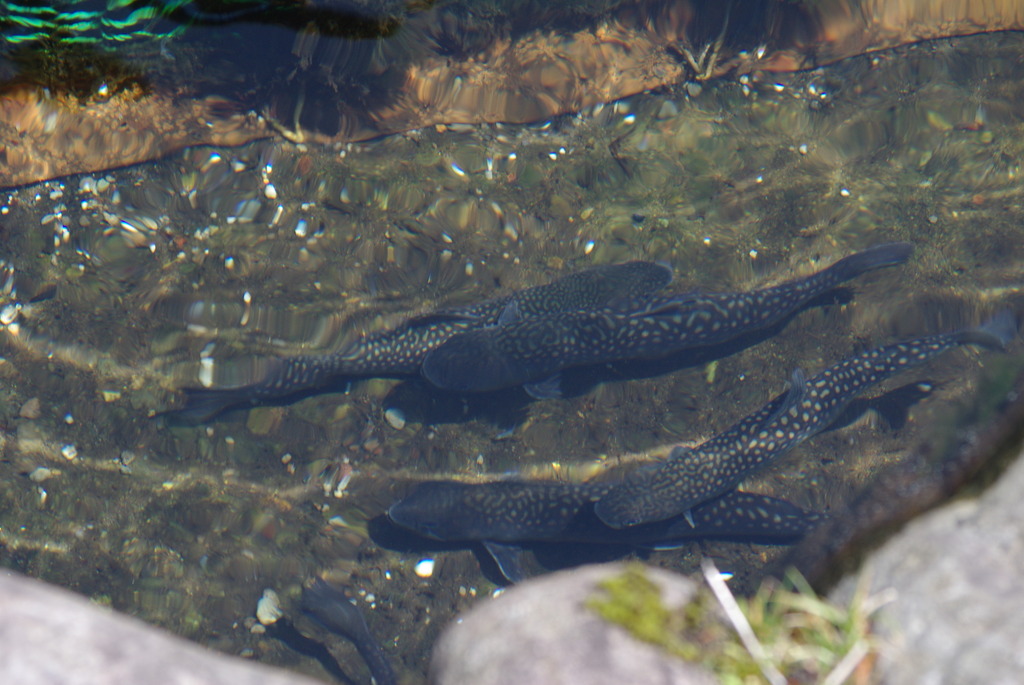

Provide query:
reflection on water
left=5, top=0, right=1024, bottom=187
left=1, top=28, right=1024, bottom=681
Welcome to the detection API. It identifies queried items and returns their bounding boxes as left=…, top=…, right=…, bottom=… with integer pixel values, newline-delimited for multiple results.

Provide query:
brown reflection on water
left=4, top=0, right=1024, bottom=187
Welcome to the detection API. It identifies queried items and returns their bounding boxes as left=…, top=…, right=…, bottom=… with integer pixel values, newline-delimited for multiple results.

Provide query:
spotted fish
left=172, top=261, right=671, bottom=420
left=421, top=242, right=914, bottom=395
left=594, top=311, right=1018, bottom=528
left=388, top=479, right=825, bottom=582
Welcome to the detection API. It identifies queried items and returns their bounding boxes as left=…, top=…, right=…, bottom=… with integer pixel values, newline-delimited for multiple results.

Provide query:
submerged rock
left=429, top=562, right=715, bottom=685
left=830, top=443, right=1024, bottom=684
left=0, top=571, right=321, bottom=685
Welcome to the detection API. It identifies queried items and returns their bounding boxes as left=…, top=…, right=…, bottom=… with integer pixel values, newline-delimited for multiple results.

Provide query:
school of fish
left=174, top=242, right=1018, bottom=581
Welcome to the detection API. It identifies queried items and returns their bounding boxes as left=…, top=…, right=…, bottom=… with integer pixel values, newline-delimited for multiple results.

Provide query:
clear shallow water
left=2, top=25, right=1024, bottom=682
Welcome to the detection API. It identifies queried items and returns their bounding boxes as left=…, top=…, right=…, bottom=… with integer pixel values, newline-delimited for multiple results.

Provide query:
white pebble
left=29, top=467, right=53, bottom=483
left=198, top=357, right=215, bottom=388
left=414, top=558, right=435, bottom=578
left=384, top=407, right=406, bottom=430
left=0, top=304, right=19, bottom=325
left=256, top=588, right=283, bottom=625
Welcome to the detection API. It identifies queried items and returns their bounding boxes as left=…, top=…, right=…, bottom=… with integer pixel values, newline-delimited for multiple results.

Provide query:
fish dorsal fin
left=406, top=311, right=480, bottom=327
left=628, top=292, right=705, bottom=318
left=654, top=259, right=675, bottom=286
left=767, top=367, right=807, bottom=426
left=483, top=541, right=527, bottom=584
left=497, top=298, right=522, bottom=326
left=524, top=373, right=563, bottom=399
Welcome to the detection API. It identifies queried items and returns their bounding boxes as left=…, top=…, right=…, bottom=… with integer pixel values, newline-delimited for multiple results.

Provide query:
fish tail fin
left=827, top=242, right=914, bottom=280
left=159, top=386, right=253, bottom=423
left=523, top=372, right=563, bottom=399
left=654, top=259, right=675, bottom=286
left=956, top=310, right=1018, bottom=350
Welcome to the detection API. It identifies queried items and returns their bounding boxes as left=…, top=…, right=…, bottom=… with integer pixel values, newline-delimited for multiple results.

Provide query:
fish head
left=387, top=481, right=472, bottom=540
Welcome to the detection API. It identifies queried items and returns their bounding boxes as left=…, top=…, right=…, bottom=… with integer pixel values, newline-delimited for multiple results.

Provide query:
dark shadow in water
left=158, top=375, right=359, bottom=425
left=369, top=510, right=647, bottom=585
left=367, top=514, right=512, bottom=586
left=370, top=508, right=819, bottom=585
left=383, top=379, right=532, bottom=430
left=266, top=618, right=358, bottom=685
left=831, top=380, right=938, bottom=433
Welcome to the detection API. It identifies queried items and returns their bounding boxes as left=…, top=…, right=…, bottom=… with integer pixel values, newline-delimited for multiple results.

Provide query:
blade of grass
left=701, top=557, right=786, bottom=685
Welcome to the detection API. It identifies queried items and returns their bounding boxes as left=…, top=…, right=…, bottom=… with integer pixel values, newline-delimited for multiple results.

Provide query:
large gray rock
left=0, top=570, right=323, bottom=685
left=831, top=446, right=1024, bottom=685
left=429, top=562, right=715, bottom=685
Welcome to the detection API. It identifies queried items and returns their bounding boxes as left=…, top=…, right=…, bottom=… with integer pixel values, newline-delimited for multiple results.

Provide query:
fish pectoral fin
left=604, top=293, right=651, bottom=313
left=668, top=444, right=694, bottom=461
left=524, top=373, right=563, bottom=399
left=482, top=541, right=527, bottom=584
left=497, top=297, right=522, bottom=326
left=638, top=540, right=691, bottom=551
left=164, top=386, right=253, bottom=424
left=627, top=297, right=698, bottom=318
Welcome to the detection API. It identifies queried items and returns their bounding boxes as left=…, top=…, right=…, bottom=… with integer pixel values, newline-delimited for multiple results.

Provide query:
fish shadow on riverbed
left=368, top=512, right=650, bottom=585
left=367, top=514, right=523, bottom=586
left=383, top=379, right=532, bottom=429
left=161, top=378, right=353, bottom=425
left=266, top=618, right=359, bottom=685
left=367, top=509, right=820, bottom=586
